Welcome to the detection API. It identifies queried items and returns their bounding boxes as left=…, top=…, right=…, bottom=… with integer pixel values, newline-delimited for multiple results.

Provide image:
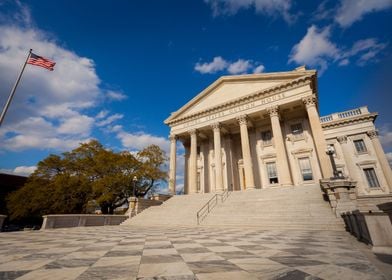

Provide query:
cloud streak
left=195, top=56, right=265, bottom=75
left=289, top=25, right=387, bottom=74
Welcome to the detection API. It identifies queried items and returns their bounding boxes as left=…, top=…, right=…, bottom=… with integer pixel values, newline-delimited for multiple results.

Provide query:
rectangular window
left=299, top=158, right=313, bottom=181
left=291, top=123, right=304, bottom=139
left=261, top=130, right=272, bottom=145
left=266, top=162, right=278, bottom=184
left=364, top=168, right=380, bottom=188
left=354, top=139, right=367, bottom=153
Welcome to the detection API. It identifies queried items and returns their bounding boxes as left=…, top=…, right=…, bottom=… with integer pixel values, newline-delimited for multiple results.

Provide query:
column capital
left=211, top=122, right=221, bottom=131
left=302, top=94, right=317, bottom=108
left=169, top=134, right=177, bottom=141
left=188, top=129, right=197, bottom=136
left=236, top=115, right=248, bottom=126
left=367, top=130, right=379, bottom=139
left=267, top=105, right=279, bottom=118
left=337, top=135, right=347, bottom=144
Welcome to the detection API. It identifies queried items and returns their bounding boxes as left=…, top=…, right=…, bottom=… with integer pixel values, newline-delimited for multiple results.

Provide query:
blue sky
left=0, top=0, right=391, bottom=189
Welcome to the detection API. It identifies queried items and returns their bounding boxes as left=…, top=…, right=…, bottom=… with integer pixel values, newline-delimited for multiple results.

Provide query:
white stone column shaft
left=168, top=135, right=177, bottom=195
left=367, top=130, right=392, bottom=190
left=237, top=115, right=255, bottom=189
left=189, top=129, right=198, bottom=194
left=267, top=106, right=292, bottom=186
left=303, top=95, right=333, bottom=178
left=212, top=123, right=224, bottom=192
left=337, top=136, right=357, bottom=180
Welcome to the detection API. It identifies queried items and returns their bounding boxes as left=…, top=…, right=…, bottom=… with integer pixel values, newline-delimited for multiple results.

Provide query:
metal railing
left=196, top=189, right=230, bottom=225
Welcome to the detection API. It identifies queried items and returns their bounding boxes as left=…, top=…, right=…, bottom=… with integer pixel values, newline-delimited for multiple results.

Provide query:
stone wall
left=41, top=214, right=128, bottom=230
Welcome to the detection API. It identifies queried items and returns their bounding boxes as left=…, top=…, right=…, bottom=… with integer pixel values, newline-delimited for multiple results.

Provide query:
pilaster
left=367, top=130, right=392, bottom=191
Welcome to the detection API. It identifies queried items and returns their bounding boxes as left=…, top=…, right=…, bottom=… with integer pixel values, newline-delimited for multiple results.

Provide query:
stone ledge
left=41, top=214, right=128, bottom=230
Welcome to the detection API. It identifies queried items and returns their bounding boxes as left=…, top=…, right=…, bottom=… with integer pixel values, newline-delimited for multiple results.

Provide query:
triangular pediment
left=165, top=68, right=316, bottom=124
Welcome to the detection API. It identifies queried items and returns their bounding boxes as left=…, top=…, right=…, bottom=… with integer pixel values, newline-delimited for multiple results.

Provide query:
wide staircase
left=121, top=193, right=215, bottom=227
left=203, top=185, right=344, bottom=231
left=122, top=184, right=344, bottom=230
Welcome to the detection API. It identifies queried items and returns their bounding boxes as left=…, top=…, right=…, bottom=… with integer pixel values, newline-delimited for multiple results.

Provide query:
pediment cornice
left=165, top=73, right=316, bottom=126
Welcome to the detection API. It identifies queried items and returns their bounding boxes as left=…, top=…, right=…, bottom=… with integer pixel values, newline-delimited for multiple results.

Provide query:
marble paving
left=0, top=225, right=390, bottom=280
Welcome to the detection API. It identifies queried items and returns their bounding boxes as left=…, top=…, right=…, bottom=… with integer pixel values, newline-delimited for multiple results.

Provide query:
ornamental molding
left=291, top=147, right=313, bottom=155
left=302, top=94, right=317, bottom=108
left=337, top=136, right=347, bottom=144
left=367, top=130, right=378, bottom=139
left=211, top=122, right=221, bottom=130
left=236, top=115, right=248, bottom=126
left=321, top=113, right=377, bottom=129
left=267, top=105, right=279, bottom=118
left=169, top=134, right=177, bottom=141
left=188, top=129, right=198, bottom=136
left=260, top=153, right=277, bottom=160
left=166, top=75, right=315, bottom=126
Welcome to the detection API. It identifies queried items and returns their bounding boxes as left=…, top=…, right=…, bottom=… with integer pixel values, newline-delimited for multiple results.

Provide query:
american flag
left=27, top=52, right=56, bottom=71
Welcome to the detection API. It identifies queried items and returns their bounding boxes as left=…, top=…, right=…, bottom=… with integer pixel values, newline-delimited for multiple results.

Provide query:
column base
left=245, top=186, right=256, bottom=190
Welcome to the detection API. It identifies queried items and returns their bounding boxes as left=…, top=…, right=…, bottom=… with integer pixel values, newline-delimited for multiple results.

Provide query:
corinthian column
left=168, top=134, right=177, bottom=195
left=189, top=129, right=198, bottom=194
left=267, top=106, right=292, bottom=186
left=337, top=136, right=357, bottom=180
left=303, top=95, right=333, bottom=178
left=367, top=130, right=392, bottom=190
left=211, top=123, right=224, bottom=192
left=237, top=115, right=255, bottom=189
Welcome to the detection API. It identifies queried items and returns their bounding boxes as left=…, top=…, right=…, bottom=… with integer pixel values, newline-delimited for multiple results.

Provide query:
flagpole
left=0, top=49, right=32, bottom=127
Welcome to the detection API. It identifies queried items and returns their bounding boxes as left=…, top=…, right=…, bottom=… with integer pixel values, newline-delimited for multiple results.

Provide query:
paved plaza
left=0, top=225, right=391, bottom=280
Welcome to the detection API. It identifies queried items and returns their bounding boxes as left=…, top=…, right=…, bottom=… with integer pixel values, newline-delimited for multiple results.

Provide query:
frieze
left=181, top=93, right=285, bottom=129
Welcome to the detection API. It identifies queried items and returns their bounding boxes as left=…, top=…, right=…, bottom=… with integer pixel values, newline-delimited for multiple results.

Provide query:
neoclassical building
left=165, top=66, right=392, bottom=196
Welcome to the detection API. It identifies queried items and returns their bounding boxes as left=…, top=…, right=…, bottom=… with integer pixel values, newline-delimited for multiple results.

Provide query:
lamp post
left=132, top=176, right=137, bottom=197
left=325, top=146, right=342, bottom=179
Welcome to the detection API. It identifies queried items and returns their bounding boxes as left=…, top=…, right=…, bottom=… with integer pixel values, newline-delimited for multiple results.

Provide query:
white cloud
left=14, top=165, right=37, bottom=176
left=96, top=110, right=109, bottom=119
left=335, top=0, right=392, bottom=28
left=195, top=56, right=228, bottom=74
left=289, top=25, right=387, bottom=73
left=0, top=5, right=123, bottom=153
left=115, top=126, right=170, bottom=154
left=205, top=0, right=295, bottom=23
left=0, top=165, right=36, bottom=176
left=342, top=38, right=387, bottom=66
left=106, top=90, right=127, bottom=101
left=289, top=25, right=339, bottom=74
left=195, top=56, right=265, bottom=75
left=380, top=124, right=392, bottom=150
left=253, top=64, right=265, bottom=73
left=97, top=113, right=123, bottom=127
left=227, top=59, right=252, bottom=74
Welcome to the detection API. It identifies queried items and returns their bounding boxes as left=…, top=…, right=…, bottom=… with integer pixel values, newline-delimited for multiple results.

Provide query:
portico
left=165, top=67, right=392, bottom=196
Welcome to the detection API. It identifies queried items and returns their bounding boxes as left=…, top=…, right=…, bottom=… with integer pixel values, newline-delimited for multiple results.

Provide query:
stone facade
left=164, top=67, right=392, bottom=197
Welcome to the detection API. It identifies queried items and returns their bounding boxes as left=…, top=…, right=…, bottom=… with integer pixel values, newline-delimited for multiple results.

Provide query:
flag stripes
left=27, top=53, right=56, bottom=71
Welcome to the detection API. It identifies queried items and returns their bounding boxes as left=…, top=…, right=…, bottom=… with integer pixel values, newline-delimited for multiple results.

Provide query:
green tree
left=7, top=140, right=168, bottom=219
left=7, top=154, right=91, bottom=220
left=135, top=144, right=168, bottom=197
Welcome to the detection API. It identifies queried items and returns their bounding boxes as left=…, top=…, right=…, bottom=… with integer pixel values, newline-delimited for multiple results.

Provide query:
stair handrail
left=196, top=190, right=231, bottom=225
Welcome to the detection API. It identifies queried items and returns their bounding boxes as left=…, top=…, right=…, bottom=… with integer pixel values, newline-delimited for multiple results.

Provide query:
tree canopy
left=7, top=140, right=167, bottom=219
